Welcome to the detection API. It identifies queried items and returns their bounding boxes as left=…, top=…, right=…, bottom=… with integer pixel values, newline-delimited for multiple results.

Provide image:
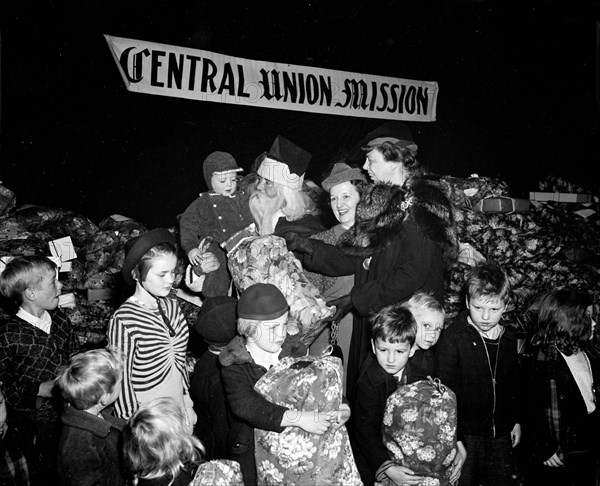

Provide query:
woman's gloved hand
left=323, top=294, right=353, bottom=324
left=283, top=232, right=313, bottom=255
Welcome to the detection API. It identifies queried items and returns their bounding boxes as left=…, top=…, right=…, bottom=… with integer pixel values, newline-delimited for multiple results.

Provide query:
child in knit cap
left=219, top=283, right=334, bottom=486
left=180, top=151, right=254, bottom=297
left=189, top=296, right=238, bottom=460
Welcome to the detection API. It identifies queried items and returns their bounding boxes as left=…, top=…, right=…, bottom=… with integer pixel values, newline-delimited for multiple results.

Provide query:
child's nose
left=482, top=309, right=490, bottom=320
left=362, top=159, right=369, bottom=170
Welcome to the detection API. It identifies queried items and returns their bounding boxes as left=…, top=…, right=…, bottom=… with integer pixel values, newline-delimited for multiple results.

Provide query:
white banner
left=105, top=35, right=438, bottom=122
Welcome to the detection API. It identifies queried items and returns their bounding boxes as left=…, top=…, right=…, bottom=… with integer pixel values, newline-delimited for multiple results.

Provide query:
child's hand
left=543, top=452, right=564, bottom=467
left=199, top=252, right=220, bottom=274
left=385, top=464, right=424, bottom=485
left=188, top=248, right=202, bottom=266
left=327, top=403, right=351, bottom=431
left=511, top=423, right=521, bottom=447
left=448, top=440, right=467, bottom=484
left=38, top=379, right=56, bottom=398
left=282, top=410, right=329, bottom=435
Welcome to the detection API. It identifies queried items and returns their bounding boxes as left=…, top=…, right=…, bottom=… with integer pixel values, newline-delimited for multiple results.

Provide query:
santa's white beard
left=249, top=190, right=285, bottom=236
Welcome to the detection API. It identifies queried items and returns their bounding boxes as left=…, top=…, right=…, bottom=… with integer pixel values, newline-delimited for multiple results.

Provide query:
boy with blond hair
left=56, top=347, right=127, bottom=486
left=0, top=256, right=79, bottom=482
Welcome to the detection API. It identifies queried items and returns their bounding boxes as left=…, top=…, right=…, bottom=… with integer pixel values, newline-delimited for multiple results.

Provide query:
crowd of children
left=1, top=250, right=597, bottom=486
left=0, top=146, right=598, bottom=486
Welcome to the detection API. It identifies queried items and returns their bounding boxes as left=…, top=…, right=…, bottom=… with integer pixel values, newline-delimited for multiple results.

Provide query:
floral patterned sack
left=190, top=459, right=244, bottom=485
left=224, top=225, right=334, bottom=346
left=380, top=378, right=458, bottom=486
left=253, top=355, right=363, bottom=486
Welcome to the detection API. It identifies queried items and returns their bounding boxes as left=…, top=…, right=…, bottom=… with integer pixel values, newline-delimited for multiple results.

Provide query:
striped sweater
left=107, top=296, right=189, bottom=419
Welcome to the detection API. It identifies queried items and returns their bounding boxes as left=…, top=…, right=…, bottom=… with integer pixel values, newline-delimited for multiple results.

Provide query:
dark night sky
left=1, top=0, right=599, bottom=228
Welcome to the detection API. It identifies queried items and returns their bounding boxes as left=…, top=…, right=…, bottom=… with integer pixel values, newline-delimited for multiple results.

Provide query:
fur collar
left=219, top=336, right=253, bottom=367
left=338, top=176, right=458, bottom=261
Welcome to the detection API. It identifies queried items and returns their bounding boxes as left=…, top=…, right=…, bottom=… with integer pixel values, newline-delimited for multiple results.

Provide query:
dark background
left=1, top=0, right=599, bottom=228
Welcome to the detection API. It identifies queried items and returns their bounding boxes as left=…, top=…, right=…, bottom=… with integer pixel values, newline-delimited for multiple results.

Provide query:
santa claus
left=249, top=135, right=327, bottom=237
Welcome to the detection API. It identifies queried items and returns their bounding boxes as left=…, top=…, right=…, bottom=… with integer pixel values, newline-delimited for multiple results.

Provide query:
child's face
left=466, top=295, right=507, bottom=333
left=31, top=268, right=62, bottom=310
left=248, top=312, right=288, bottom=354
left=211, top=171, right=238, bottom=196
left=141, top=254, right=177, bottom=297
left=371, top=337, right=411, bottom=376
left=413, top=309, right=444, bottom=351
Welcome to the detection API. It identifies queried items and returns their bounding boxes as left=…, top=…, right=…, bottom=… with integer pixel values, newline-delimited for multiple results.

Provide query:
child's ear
left=23, top=287, right=36, bottom=302
left=99, top=391, right=112, bottom=407
left=465, top=296, right=470, bottom=308
left=371, top=339, right=376, bottom=354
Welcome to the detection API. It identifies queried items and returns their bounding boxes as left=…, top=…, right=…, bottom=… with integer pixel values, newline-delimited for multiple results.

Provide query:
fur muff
left=338, top=176, right=458, bottom=262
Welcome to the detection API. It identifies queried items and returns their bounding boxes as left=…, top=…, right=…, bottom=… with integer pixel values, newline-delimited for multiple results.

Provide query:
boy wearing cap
left=180, top=151, right=254, bottom=297
left=219, top=283, right=332, bottom=486
left=189, top=296, right=238, bottom=460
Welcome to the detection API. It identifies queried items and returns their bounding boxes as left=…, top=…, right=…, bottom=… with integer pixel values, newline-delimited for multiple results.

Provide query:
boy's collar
left=208, top=192, right=236, bottom=198
left=467, top=316, right=503, bottom=340
left=17, top=307, right=51, bottom=333
left=246, top=341, right=281, bottom=369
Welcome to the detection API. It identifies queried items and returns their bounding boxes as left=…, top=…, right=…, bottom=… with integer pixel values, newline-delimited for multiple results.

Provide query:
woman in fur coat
left=286, top=130, right=458, bottom=400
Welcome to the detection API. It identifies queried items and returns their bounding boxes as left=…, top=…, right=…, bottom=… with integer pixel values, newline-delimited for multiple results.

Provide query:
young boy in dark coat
left=56, top=347, right=127, bottom=486
left=352, top=301, right=466, bottom=486
left=435, top=261, right=521, bottom=486
left=189, top=295, right=238, bottom=460
left=219, top=283, right=335, bottom=486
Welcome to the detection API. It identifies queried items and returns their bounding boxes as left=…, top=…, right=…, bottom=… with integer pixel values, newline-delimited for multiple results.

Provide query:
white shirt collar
left=17, top=307, right=52, bottom=334
left=246, top=342, right=281, bottom=370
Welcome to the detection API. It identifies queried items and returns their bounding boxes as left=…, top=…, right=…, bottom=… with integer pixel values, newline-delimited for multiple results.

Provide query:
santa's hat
left=256, top=135, right=311, bottom=190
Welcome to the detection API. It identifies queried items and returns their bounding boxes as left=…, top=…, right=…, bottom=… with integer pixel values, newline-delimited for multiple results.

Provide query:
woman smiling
left=307, top=162, right=367, bottom=391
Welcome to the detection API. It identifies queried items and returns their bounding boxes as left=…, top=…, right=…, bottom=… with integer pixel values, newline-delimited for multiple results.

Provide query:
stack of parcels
left=440, top=174, right=599, bottom=333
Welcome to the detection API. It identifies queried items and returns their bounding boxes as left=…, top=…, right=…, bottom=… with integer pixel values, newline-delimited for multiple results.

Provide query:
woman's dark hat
left=122, top=228, right=176, bottom=285
left=237, top=283, right=289, bottom=320
left=195, top=296, right=238, bottom=346
left=360, top=121, right=418, bottom=152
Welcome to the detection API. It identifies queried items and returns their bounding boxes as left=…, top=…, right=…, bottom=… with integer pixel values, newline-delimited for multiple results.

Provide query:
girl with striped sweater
left=108, top=229, right=202, bottom=431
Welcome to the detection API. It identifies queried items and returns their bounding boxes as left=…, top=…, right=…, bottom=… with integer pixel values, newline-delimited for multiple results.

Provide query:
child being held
left=435, top=261, right=521, bottom=486
left=123, top=397, right=243, bottom=486
left=179, top=151, right=254, bottom=297
left=352, top=301, right=465, bottom=486
left=219, top=283, right=344, bottom=486
left=56, top=347, right=127, bottom=486
left=0, top=256, right=79, bottom=481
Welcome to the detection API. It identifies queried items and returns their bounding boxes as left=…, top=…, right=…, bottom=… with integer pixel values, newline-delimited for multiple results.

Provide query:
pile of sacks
left=0, top=186, right=198, bottom=347
left=441, top=174, right=600, bottom=332
left=2, top=174, right=598, bottom=346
